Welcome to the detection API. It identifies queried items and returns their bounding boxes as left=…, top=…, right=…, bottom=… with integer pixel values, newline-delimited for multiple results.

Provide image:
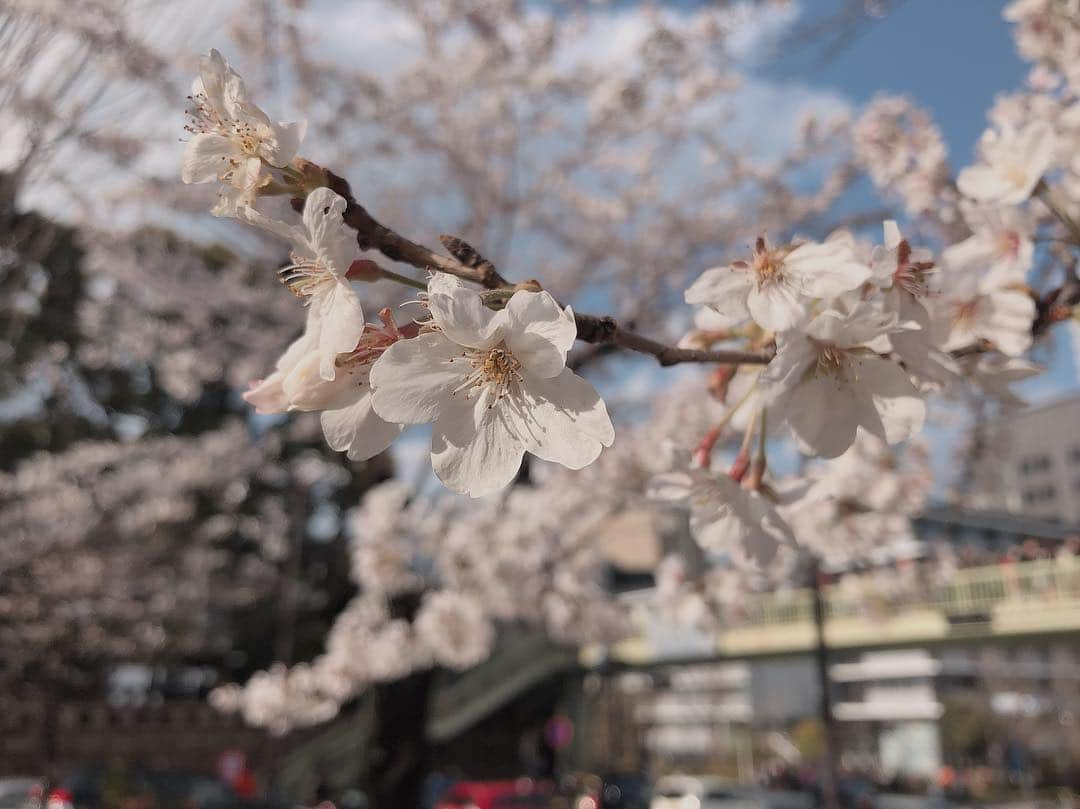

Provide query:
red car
left=436, top=778, right=556, bottom=809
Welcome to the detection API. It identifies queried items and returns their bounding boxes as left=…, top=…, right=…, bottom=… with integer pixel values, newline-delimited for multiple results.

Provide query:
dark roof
left=915, top=504, right=1080, bottom=541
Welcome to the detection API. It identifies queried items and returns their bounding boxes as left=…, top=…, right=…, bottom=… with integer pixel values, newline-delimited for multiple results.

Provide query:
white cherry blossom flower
left=932, top=266, right=1035, bottom=356
left=957, top=120, right=1057, bottom=205
left=961, top=353, right=1042, bottom=409
left=870, top=221, right=937, bottom=300
left=181, top=49, right=306, bottom=215
left=648, top=464, right=796, bottom=571
left=761, top=305, right=926, bottom=458
left=684, top=236, right=872, bottom=333
left=369, top=274, right=614, bottom=497
left=942, top=203, right=1034, bottom=282
left=870, top=221, right=956, bottom=388
left=241, top=188, right=366, bottom=382
left=414, top=590, right=495, bottom=670
left=244, top=308, right=405, bottom=462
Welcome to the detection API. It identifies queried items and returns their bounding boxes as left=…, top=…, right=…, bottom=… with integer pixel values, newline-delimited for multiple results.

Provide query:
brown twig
left=317, top=168, right=512, bottom=289
left=573, top=312, right=774, bottom=366
left=310, top=165, right=774, bottom=367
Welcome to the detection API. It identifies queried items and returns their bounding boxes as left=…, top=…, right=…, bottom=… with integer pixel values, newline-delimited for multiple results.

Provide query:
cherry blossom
left=941, top=203, right=1035, bottom=281
left=241, top=188, right=367, bottom=382
left=932, top=264, right=1036, bottom=357
left=684, top=236, right=871, bottom=332
left=369, top=274, right=614, bottom=497
left=244, top=307, right=405, bottom=463
left=181, top=49, right=305, bottom=215
left=125, top=0, right=1080, bottom=736
left=851, top=95, right=955, bottom=220
left=414, top=591, right=495, bottom=670
left=761, top=305, right=926, bottom=458
left=962, top=354, right=1043, bottom=409
left=868, top=221, right=956, bottom=389
left=648, top=461, right=796, bottom=573
left=957, top=120, right=1057, bottom=205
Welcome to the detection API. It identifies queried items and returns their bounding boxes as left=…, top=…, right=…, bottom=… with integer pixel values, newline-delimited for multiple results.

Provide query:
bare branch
left=573, top=313, right=775, bottom=366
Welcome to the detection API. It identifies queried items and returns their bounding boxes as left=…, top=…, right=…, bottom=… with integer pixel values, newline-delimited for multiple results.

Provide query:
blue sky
left=792, top=0, right=1027, bottom=166
left=774, top=1, right=1079, bottom=405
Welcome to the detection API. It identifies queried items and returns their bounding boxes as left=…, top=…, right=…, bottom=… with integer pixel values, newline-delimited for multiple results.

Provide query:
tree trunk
left=371, top=667, right=436, bottom=809
left=810, top=556, right=841, bottom=809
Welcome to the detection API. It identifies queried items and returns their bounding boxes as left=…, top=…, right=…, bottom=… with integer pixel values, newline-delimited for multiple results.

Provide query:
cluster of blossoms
left=655, top=0, right=1080, bottom=579
left=0, top=425, right=288, bottom=677
left=183, top=53, right=614, bottom=497
left=213, top=470, right=629, bottom=731
left=183, top=0, right=1080, bottom=729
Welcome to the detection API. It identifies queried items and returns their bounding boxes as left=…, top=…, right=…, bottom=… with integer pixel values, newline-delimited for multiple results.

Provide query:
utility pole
left=810, top=554, right=841, bottom=809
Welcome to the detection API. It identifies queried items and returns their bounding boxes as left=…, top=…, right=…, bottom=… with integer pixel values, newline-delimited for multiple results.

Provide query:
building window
left=1023, top=484, right=1058, bottom=504
left=1020, top=455, right=1053, bottom=476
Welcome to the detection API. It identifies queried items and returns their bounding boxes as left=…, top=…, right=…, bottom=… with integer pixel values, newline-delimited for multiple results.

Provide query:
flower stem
left=379, top=267, right=429, bottom=291
left=729, top=407, right=759, bottom=483
left=1036, top=180, right=1080, bottom=246
left=691, top=381, right=758, bottom=469
left=749, top=407, right=768, bottom=490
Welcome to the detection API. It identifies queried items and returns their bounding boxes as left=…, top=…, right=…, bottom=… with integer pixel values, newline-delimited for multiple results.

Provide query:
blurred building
left=989, top=395, right=1080, bottom=522
left=830, top=643, right=1080, bottom=782
left=913, top=504, right=1080, bottom=557
left=832, top=650, right=944, bottom=778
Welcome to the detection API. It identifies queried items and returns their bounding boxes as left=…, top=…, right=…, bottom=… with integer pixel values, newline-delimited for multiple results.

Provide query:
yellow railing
left=733, top=558, right=1080, bottom=630
left=609, top=558, right=1080, bottom=664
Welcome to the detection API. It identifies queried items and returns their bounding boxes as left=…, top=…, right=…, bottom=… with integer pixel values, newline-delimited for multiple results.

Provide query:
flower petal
left=853, top=355, right=926, bottom=445
left=882, top=220, right=902, bottom=251
left=322, top=391, right=403, bottom=461
left=646, top=471, right=694, bottom=504
left=784, top=241, right=872, bottom=300
left=302, top=188, right=356, bottom=276
left=243, top=372, right=289, bottom=414
left=980, top=287, right=1035, bottom=356
left=261, top=119, right=307, bottom=167
left=505, top=291, right=576, bottom=379
left=431, top=394, right=525, bottom=497
left=509, top=368, right=614, bottom=469
left=369, top=332, right=463, bottom=424
left=316, top=283, right=366, bottom=380
left=181, top=133, right=244, bottom=184
left=197, top=49, right=233, bottom=114
left=747, top=282, right=805, bottom=332
left=783, top=374, right=863, bottom=458
left=426, top=273, right=507, bottom=349
left=684, top=266, right=752, bottom=323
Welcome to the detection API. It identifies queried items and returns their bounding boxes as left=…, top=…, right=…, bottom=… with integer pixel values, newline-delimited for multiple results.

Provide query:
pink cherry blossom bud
left=729, top=447, right=750, bottom=483
left=346, top=259, right=382, bottom=282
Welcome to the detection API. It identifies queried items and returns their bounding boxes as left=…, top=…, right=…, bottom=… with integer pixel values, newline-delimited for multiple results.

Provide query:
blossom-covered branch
left=306, top=164, right=774, bottom=366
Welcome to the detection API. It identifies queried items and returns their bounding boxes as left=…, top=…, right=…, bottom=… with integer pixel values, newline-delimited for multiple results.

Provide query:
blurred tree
left=0, top=189, right=392, bottom=767
left=791, top=717, right=827, bottom=762
left=940, top=694, right=993, bottom=764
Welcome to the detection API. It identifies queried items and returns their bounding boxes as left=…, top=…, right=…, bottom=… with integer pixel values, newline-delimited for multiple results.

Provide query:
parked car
left=435, top=779, right=556, bottom=809
left=649, top=776, right=766, bottom=809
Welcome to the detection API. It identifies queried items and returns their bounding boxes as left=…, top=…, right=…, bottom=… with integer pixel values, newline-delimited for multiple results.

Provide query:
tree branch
left=321, top=168, right=512, bottom=289
left=314, top=166, right=774, bottom=367
left=573, top=312, right=774, bottom=366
